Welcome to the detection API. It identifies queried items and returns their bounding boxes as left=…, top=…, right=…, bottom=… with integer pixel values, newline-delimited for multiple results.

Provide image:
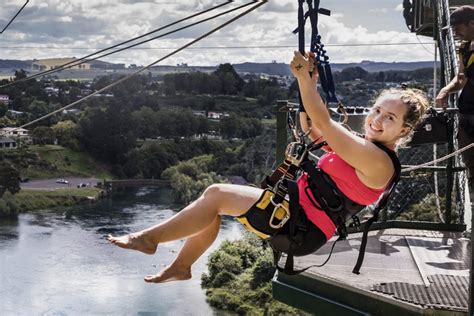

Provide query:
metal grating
left=372, top=274, right=468, bottom=310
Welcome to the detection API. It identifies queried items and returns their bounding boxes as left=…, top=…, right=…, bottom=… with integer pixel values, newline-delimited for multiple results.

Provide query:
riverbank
left=0, top=187, right=104, bottom=216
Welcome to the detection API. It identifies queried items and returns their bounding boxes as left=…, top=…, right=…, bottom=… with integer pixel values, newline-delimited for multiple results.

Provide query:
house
left=207, top=112, right=229, bottom=120
left=44, top=87, right=60, bottom=95
left=62, top=109, right=82, bottom=116
left=1, top=127, right=32, bottom=145
left=193, top=110, right=206, bottom=117
left=6, top=110, right=24, bottom=118
left=0, top=137, right=17, bottom=150
left=0, top=95, right=10, bottom=103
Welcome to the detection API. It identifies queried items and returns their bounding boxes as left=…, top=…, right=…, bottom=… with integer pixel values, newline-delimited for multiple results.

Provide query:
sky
left=0, top=0, right=437, bottom=67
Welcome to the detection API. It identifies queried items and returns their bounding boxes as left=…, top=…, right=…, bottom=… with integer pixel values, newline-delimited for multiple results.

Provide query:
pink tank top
left=296, top=151, right=385, bottom=240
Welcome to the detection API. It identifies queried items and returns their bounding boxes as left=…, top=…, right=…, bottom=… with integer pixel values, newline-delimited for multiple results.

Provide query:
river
left=0, top=187, right=245, bottom=315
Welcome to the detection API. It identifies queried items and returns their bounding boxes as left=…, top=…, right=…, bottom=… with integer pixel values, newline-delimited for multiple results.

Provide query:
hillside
left=25, top=145, right=113, bottom=179
left=0, top=59, right=438, bottom=79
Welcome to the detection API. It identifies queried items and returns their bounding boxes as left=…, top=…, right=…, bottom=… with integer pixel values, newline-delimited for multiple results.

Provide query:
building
left=0, top=94, right=10, bottom=103
left=31, top=58, right=91, bottom=71
left=1, top=127, right=32, bottom=145
left=207, top=112, right=229, bottom=120
left=0, top=137, right=17, bottom=150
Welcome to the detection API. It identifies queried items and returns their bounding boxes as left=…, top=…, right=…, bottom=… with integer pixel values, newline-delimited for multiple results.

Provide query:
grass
left=27, top=145, right=113, bottom=179
left=0, top=188, right=105, bottom=215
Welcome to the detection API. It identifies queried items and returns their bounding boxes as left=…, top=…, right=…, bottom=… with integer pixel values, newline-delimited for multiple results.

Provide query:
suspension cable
left=1, top=0, right=29, bottom=34
left=401, top=143, right=474, bottom=173
left=0, top=1, right=233, bottom=88
left=7, top=0, right=267, bottom=132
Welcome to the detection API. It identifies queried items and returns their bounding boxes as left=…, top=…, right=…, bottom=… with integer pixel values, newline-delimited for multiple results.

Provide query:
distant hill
left=0, top=59, right=438, bottom=78
left=0, top=59, right=32, bottom=69
left=232, top=61, right=439, bottom=76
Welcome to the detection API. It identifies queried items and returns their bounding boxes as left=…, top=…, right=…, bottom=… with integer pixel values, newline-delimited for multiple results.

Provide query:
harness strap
left=352, top=143, right=401, bottom=274
left=275, top=179, right=310, bottom=275
left=295, top=1, right=337, bottom=111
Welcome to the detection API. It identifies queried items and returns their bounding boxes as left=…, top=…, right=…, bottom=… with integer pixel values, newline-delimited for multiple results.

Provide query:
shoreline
left=0, top=187, right=106, bottom=216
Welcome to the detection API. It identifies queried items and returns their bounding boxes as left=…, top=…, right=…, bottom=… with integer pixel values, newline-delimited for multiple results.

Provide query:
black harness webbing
left=352, top=144, right=401, bottom=274
left=294, top=0, right=338, bottom=107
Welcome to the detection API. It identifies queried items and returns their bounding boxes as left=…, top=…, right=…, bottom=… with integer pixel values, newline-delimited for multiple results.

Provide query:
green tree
left=201, top=233, right=306, bottom=315
left=0, top=103, right=8, bottom=118
left=214, top=63, right=244, bottom=94
left=161, top=155, right=226, bottom=204
left=0, top=162, right=21, bottom=198
left=51, top=120, right=79, bottom=150
left=31, top=126, right=55, bottom=145
left=340, top=66, right=369, bottom=81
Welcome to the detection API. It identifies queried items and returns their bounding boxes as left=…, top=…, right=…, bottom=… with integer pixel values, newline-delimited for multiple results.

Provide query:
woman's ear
left=400, top=126, right=411, bottom=137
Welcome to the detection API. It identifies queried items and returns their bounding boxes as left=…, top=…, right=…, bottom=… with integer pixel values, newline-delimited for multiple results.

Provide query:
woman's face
left=364, top=96, right=410, bottom=146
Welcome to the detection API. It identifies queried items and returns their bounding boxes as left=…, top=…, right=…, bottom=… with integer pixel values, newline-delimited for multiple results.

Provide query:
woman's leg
left=107, top=184, right=262, bottom=254
left=144, top=215, right=222, bottom=283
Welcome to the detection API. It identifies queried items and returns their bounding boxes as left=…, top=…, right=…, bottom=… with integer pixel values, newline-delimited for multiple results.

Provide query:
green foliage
left=51, top=120, right=80, bottom=150
left=0, top=188, right=102, bottom=216
left=31, top=126, right=55, bottom=145
left=78, top=105, right=138, bottom=163
left=0, top=103, right=7, bottom=118
left=398, top=193, right=458, bottom=223
left=219, top=114, right=263, bottom=140
left=161, top=155, right=226, bottom=204
left=25, top=145, right=112, bottom=179
left=201, top=233, right=306, bottom=315
left=0, top=162, right=20, bottom=198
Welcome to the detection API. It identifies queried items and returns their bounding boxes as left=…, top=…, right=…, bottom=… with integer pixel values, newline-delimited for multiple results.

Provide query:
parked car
left=77, top=183, right=86, bottom=188
left=56, top=179, right=69, bottom=184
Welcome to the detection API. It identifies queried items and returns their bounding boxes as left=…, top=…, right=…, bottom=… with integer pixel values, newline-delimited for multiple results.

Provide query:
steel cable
left=0, top=0, right=233, bottom=88
left=6, top=0, right=267, bottom=133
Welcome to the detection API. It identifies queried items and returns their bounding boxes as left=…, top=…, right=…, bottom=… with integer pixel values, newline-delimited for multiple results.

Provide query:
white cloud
left=369, top=8, right=388, bottom=14
left=395, top=4, right=404, bottom=12
left=0, top=0, right=435, bottom=66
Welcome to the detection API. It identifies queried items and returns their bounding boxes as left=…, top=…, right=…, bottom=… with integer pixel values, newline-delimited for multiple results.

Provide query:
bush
left=251, top=250, right=276, bottom=289
left=201, top=233, right=307, bottom=315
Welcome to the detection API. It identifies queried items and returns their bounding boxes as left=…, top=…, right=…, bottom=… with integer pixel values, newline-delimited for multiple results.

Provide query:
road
left=21, top=178, right=101, bottom=190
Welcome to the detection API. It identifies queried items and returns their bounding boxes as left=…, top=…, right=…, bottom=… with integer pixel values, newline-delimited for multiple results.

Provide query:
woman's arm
left=291, top=52, right=394, bottom=189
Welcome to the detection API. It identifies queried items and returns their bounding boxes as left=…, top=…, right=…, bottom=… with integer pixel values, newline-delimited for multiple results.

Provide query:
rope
left=1, top=0, right=29, bottom=34
left=0, top=1, right=233, bottom=88
left=401, top=143, right=474, bottom=173
left=1, top=0, right=267, bottom=133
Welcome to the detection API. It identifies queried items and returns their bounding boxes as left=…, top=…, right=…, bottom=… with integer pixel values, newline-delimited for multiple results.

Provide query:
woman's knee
left=202, top=183, right=226, bottom=200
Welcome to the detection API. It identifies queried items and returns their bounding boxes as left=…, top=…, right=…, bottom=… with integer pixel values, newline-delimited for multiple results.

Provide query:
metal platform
left=273, top=229, right=470, bottom=315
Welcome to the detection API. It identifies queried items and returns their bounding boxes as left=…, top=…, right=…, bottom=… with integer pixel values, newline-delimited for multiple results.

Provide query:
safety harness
left=248, top=134, right=401, bottom=275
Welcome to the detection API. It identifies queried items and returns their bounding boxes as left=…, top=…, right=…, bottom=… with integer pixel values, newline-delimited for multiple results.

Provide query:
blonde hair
left=374, top=88, right=429, bottom=146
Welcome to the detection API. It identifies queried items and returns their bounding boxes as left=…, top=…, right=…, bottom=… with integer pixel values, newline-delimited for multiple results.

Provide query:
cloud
left=0, top=0, right=435, bottom=66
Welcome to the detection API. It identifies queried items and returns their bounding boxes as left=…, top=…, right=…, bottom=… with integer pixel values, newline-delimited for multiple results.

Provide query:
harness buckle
left=285, top=142, right=307, bottom=167
left=268, top=195, right=291, bottom=229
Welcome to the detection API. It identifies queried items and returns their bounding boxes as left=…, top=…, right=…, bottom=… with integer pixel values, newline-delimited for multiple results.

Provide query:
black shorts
left=237, top=189, right=327, bottom=256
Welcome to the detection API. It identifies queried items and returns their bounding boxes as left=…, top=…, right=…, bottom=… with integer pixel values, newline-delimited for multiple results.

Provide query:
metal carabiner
left=268, top=195, right=291, bottom=229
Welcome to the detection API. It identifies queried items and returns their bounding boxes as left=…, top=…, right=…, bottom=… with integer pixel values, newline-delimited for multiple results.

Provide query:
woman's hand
left=290, top=51, right=318, bottom=83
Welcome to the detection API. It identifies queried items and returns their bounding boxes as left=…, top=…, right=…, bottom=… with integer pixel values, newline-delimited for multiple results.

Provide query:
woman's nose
left=372, top=114, right=383, bottom=126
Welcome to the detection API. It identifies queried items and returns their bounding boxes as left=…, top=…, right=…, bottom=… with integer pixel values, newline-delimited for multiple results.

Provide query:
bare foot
left=107, top=232, right=157, bottom=255
left=144, top=265, right=192, bottom=283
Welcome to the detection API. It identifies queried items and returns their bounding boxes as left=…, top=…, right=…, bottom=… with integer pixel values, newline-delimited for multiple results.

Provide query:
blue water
left=0, top=188, right=245, bottom=315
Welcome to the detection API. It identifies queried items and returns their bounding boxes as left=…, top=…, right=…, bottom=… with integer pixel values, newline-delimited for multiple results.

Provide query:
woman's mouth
left=369, top=124, right=382, bottom=133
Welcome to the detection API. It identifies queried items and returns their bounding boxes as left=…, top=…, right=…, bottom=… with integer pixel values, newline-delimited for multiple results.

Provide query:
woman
left=107, top=51, right=428, bottom=283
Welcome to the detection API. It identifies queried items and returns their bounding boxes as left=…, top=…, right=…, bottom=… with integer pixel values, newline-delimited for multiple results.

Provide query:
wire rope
left=0, top=1, right=233, bottom=88
left=5, top=0, right=267, bottom=133
left=1, top=0, right=29, bottom=34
